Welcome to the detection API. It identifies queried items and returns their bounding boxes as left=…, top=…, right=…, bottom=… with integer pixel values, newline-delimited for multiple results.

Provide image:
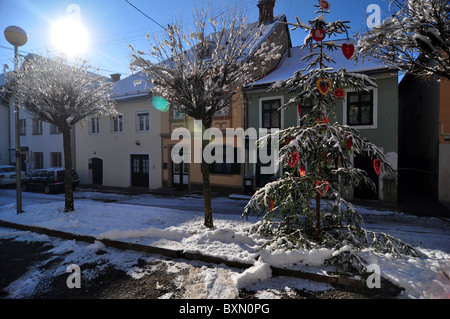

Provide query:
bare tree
left=7, top=55, right=117, bottom=212
left=130, top=5, right=282, bottom=228
left=357, top=0, right=450, bottom=80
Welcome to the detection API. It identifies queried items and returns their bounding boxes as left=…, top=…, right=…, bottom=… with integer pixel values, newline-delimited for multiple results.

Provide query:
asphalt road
left=0, top=187, right=250, bottom=216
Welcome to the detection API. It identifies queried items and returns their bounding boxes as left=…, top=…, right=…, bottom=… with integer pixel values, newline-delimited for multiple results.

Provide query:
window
left=50, top=124, right=61, bottom=134
left=209, top=146, right=241, bottom=175
left=50, top=152, right=62, bottom=168
left=346, top=90, right=375, bottom=127
left=89, top=117, right=100, bottom=134
left=19, top=119, right=26, bottom=136
left=32, top=119, right=43, bottom=135
left=173, top=109, right=185, bottom=120
left=111, top=115, right=123, bottom=133
left=136, top=112, right=150, bottom=132
left=214, top=105, right=230, bottom=117
left=262, top=99, right=281, bottom=129
left=33, top=152, right=44, bottom=169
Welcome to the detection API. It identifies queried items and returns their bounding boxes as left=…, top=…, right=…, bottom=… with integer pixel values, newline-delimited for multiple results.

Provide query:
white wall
left=75, top=97, right=162, bottom=190
left=9, top=105, right=65, bottom=172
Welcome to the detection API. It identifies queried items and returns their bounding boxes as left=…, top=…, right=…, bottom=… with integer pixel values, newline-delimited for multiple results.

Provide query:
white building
left=74, top=72, right=162, bottom=190
left=1, top=72, right=70, bottom=171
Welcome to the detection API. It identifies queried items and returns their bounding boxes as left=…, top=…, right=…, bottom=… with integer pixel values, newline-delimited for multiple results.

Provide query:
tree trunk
left=201, top=137, right=214, bottom=228
left=314, top=192, right=321, bottom=241
left=62, top=127, right=74, bottom=212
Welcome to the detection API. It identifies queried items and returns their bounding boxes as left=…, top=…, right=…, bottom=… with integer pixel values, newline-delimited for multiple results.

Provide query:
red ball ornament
left=319, top=0, right=331, bottom=10
left=333, top=88, right=346, bottom=100
left=311, top=28, right=326, bottom=42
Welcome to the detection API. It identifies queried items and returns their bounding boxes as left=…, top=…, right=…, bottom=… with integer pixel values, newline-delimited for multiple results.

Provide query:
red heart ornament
left=311, top=28, right=326, bottom=42
left=315, top=180, right=330, bottom=196
left=342, top=43, right=355, bottom=60
left=317, top=78, right=332, bottom=95
left=373, top=159, right=382, bottom=175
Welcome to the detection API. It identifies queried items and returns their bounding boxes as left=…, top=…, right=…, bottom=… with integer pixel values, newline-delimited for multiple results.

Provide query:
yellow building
left=160, top=1, right=292, bottom=194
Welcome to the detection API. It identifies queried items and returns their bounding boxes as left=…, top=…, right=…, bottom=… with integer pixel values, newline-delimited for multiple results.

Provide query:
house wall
left=161, top=92, right=245, bottom=193
left=439, top=77, right=450, bottom=203
left=9, top=105, right=66, bottom=173
left=245, top=73, right=399, bottom=201
left=399, top=75, right=440, bottom=198
left=159, top=18, right=291, bottom=194
left=75, top=98, right=162, bottom=190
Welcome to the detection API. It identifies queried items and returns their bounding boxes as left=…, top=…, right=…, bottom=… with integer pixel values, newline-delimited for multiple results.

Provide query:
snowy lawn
left=0, top=193, right=449, bottom=299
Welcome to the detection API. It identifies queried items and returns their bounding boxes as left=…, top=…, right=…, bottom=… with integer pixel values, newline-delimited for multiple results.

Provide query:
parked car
left=0, top=165, right=26, bottom=186
left=22, top=168, right=80, bottom=194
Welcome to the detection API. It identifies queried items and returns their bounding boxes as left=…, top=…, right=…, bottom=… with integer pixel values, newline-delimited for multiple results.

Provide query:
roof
left=110, top=72, right=152, bottom=101
left=247, top=39, right=395, bottom=88
left=112, top=15, right=288, bottom=101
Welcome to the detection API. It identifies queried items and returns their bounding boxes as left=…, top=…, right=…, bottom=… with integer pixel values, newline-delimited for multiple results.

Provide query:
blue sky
left=0, top=0, right=394, bottom=78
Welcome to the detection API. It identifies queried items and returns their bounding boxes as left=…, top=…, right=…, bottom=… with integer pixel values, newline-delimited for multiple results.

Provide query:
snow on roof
left=248, top=39, right=394, bottom=88
left=110, top=71, right=153, bottom=101
left=113, top=15, right=287, bottom=101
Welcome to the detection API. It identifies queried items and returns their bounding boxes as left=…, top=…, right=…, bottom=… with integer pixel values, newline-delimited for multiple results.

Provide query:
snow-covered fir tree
left=357, top=0, right=450, bottom=80
left=243, top=0, right=419, bottom=273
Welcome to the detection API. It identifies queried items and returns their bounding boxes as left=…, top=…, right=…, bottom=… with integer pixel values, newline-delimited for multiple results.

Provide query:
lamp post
left=4, top=26, right=27, bottom=215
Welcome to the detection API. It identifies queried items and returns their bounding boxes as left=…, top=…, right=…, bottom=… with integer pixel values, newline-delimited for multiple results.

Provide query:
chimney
left=110, top=73, right=121, bottom=82
left=258, top=0, right=276, bottom=25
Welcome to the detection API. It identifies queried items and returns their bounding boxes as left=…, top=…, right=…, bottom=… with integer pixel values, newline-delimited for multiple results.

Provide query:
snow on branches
left=6, top=54, right=117, bottom=130
left=357, top=0, right=450, bottom=80
left=3, top=54, right=117, bottom=212
left=129, top=6, right=282, bottom=126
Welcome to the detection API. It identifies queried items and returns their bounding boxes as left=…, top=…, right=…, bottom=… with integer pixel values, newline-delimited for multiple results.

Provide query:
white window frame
left=343, top=87, right=378, bottom=130
left=110, top=115, right=123, bottom=134
left=32, top=118, right=43, bottom=135
left=136, top=111, right=150, bottom=132
left=89, top=117, right=100, bottom=135
left=50, top=123, right=61, bottom=135
left=259, top=96, right=285, bottom=130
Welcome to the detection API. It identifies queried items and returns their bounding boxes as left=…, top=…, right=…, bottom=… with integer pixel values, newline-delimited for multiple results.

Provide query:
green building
left=242, top=40, right=399, bottom=202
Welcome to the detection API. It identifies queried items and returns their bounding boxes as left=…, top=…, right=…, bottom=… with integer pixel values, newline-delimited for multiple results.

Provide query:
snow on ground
left=0, top=190, right=449, bottom=299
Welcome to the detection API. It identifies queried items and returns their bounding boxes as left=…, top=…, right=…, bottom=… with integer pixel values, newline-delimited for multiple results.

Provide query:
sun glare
left=51, top=17, right=89, bottom=57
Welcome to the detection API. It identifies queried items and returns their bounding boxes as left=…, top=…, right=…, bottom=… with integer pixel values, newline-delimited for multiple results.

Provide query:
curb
left=0, top=219, right=403, bottom=297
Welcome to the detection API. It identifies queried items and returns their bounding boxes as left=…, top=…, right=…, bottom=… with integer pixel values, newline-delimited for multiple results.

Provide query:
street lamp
left=4, top=26, right=27, bottom=214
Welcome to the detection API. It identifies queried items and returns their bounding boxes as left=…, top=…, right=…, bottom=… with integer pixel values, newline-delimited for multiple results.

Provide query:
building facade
left=75, top=73, right=162, bottom=190
left=399, top=74, right=450, bottom=207
left=160, top=0, right=292, bottom=194
left=243, top=42, right=400, bottom=202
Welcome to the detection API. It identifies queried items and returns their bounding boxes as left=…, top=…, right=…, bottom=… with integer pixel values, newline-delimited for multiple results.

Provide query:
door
left=172, top=148, right=188, bottom=188
left=354, top=155, right=379, bottom=200
left=91, top=158, right=103, bottom=185
left=131, top=155, right=149, bottom=188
